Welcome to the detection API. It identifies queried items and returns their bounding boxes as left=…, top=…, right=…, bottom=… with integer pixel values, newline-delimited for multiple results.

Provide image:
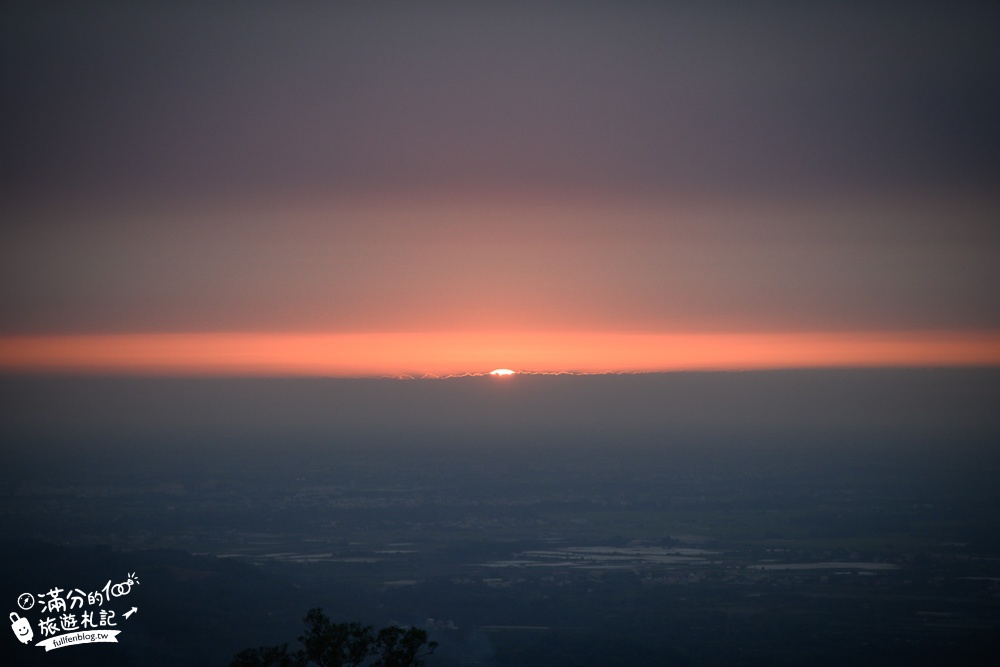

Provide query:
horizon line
left=1, top=330, right=999, bottom=377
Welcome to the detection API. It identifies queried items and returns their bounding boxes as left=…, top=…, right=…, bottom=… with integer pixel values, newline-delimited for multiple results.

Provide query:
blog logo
left=8, top=572, right=140, bottom=652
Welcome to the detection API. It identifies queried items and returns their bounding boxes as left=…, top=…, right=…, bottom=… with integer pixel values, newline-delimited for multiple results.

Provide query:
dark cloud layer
left=2, top=4, right=998, bottom=339
left=4, top=370, right=999, bottom=447
left=3, top=4, right=999, bottom=199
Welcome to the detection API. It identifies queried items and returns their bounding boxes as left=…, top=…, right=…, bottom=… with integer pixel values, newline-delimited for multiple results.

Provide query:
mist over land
left=2, top=370, right=999, bottom=666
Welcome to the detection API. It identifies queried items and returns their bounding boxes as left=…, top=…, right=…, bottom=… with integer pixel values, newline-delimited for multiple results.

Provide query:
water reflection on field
left=482, top=545, right=718, bottom=569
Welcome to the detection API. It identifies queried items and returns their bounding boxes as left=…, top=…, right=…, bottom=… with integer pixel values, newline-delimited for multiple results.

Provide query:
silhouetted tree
left=228, top=609, right=435, bottom=667
left=297, top=609, right=375, bottom=667
left=229, top=643, right=296, bottom=667
left=374, top=625, right=438, bottom=667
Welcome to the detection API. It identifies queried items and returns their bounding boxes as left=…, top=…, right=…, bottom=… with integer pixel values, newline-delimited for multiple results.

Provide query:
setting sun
left=490, top=368, right=516, bottom=376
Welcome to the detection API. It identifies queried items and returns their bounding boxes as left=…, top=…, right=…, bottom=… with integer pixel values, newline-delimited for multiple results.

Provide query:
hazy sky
left=2, top=3, right=999, bottom=374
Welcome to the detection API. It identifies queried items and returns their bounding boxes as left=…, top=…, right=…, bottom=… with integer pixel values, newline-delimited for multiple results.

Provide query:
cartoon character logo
left=9, top=612, right=33, bottom=644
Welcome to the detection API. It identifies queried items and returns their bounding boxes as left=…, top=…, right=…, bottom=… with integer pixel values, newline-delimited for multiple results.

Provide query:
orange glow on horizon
left=1, top=331, right=999, bottom=377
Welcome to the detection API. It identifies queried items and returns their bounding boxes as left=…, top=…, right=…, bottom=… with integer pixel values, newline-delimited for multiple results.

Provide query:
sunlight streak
left=1, top=331, right=999, bottom=377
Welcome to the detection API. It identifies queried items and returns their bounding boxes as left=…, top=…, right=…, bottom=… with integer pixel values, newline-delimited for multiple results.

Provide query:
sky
left=2, top=3, right=999, bottom=376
